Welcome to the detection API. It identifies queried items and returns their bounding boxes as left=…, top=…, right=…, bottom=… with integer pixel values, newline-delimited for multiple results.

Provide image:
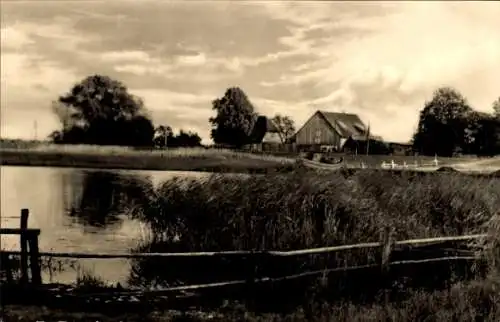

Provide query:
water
left=0, top=165, right=210, bottom=286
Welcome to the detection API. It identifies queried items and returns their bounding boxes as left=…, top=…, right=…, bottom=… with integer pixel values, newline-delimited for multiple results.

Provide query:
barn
left=293, top=110, right=381, bottom=153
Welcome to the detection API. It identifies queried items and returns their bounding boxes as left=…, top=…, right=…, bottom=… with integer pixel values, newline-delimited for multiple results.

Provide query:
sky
left=1, top=1, right=500, bottom=144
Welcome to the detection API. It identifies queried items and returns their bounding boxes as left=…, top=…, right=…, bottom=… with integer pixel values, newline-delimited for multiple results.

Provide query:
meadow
left=2, top=142, right=499, bottom=176
left=0, top=145, right=297, bottom=173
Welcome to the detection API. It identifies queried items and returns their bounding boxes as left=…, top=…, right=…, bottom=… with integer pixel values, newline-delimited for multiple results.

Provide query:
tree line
left=49, top=74, right=500, bottom=156
left=413, top=88, right=500, bottom=157
left=50, top=75, right=202, bottom=148
left=49, top=75, right=295, bottom=149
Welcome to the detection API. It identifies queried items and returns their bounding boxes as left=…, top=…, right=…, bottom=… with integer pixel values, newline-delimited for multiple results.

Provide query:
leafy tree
left=49, top=130, right=63, bottom=144
left=413, top=87, right=474, bottom=156
left=470, top=113, right=500, bottom=156
left=52, top=75, right=154, bottom=147
left=209, top=87, right=257, bottom=147
left=249, top=115, right=268, bottom=143
left=493, top=97, right=500, bottom=118
left=272, top=114, right=296, bottom=143
left=154, top=125, right=174, bottom=148
left=153, top=125, right=201, bottom=148
left=171, top=130, right=202, bottom=147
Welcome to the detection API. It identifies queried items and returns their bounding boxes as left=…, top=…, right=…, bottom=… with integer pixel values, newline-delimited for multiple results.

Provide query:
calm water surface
left=0, top=165, right=210, bottom=285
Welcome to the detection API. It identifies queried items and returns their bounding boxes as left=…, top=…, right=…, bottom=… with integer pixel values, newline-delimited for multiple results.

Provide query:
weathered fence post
left=380, top=226, right=394, bottom=317
left=20, top=208, right=29, bottom=284
left=28, top=232, right=42, bottom=285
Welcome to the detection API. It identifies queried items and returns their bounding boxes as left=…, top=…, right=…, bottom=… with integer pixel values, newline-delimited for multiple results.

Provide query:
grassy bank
left=0, top=146, right=297, bottom=173
left=3, top=276, right=500, bottom=321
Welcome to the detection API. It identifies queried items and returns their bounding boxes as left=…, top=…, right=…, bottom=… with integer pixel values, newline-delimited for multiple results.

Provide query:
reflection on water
left=64, top=170, right=154, bottom=228
left=0, top=166, right=210, bottom=285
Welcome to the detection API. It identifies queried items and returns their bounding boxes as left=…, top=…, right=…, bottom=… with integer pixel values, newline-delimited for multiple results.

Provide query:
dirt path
left=450, top=157, right=500, bottom=168
left=299, top=157, right=500, bottom=174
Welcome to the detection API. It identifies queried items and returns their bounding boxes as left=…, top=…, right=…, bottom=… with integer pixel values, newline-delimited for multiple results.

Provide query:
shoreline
left=0, top=149, right=297, bottom=174
left=1, top=148, right=499, bottom=176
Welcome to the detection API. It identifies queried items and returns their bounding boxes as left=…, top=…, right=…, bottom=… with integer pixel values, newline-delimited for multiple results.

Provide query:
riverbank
left=2, top=170, right=500, bottom=320
left=0, top=147, right=297, bottom=174
left=2, top=146, right=499, bottom=176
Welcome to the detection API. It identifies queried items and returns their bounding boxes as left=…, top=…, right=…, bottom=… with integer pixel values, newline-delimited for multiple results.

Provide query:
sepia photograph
left=1, top=0, right=499, bottom=321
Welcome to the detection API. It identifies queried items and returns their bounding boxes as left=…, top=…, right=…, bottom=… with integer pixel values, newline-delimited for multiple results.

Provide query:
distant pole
left=366, top=121, right=371, bottom=156
left=34, top=120, right=38, bottom=141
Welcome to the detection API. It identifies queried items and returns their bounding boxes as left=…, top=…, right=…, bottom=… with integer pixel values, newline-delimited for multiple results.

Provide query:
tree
left=249, top=115, right=268, bottom=143
left=154, top=125, right=174, bottom=148
left=172, top=130, right=202, bottom=147
left=209, top=87, right=257, bottom=147
left=52, top=74, right=154, bottom=147
left=493, top=97, right=500, bottom=118
left=153, top=125, right=202, bottom=148
left=469, top=112, right=500, bottom=156
left=413, top=87, right=474, bottom=156
left=271, top=114, right=296, bottom=143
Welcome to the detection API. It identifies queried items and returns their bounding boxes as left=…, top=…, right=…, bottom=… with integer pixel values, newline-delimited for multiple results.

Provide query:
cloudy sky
left=1, top=1, right=499, bottom=144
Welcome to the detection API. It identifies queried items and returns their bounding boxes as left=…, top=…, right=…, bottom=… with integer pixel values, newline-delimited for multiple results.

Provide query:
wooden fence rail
left=0, top=208, right=492, bottom=290
left=0, top=234, right=487, bottom=260
left=97, top=255, right=483, bottom=296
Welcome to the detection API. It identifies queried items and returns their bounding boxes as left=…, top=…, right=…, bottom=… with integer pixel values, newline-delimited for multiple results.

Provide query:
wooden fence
left=0, top=209, right=491, bottom=294
left=0, top=209, right=41, bottom=285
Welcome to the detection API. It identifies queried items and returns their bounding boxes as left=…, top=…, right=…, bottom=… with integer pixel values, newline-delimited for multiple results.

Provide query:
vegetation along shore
left=2, top=169, right=500, bottom=320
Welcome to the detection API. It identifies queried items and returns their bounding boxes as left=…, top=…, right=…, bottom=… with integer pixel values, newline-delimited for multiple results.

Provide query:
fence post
left=28, top=233, right=42, bottom=285
left=20, top=208, right=29, bottom=284
left=380, top=226, right=394, bottom=318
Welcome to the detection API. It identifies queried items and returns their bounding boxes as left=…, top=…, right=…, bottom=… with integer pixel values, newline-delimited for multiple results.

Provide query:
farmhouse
left=293, top=110, right=382, bottom=153
left=261, top=118, right=281, bottom=144
left=245, top=116, right=282, bottom=152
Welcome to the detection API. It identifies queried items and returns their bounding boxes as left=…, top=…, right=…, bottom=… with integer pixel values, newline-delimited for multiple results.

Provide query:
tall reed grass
left=128, top=170, right=499, bottom=303
left=133, top=170, right=500, bottom=251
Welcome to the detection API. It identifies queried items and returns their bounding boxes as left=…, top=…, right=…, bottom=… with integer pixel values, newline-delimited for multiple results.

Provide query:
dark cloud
left=2, top=1, right=293, bottom=59
left=1, top=1, right=298, bottom=101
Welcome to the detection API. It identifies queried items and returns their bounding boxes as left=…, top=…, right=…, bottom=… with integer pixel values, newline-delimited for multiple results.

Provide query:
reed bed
left=133, top=170, right=500, bottom=251
left=127, top=170, right=499, bottom=303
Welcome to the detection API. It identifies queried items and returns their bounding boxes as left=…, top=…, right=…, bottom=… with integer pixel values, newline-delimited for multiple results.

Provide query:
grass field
left=1, top=143, right=499, bottom=175
left=0, top=145, right=297, bottom=173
